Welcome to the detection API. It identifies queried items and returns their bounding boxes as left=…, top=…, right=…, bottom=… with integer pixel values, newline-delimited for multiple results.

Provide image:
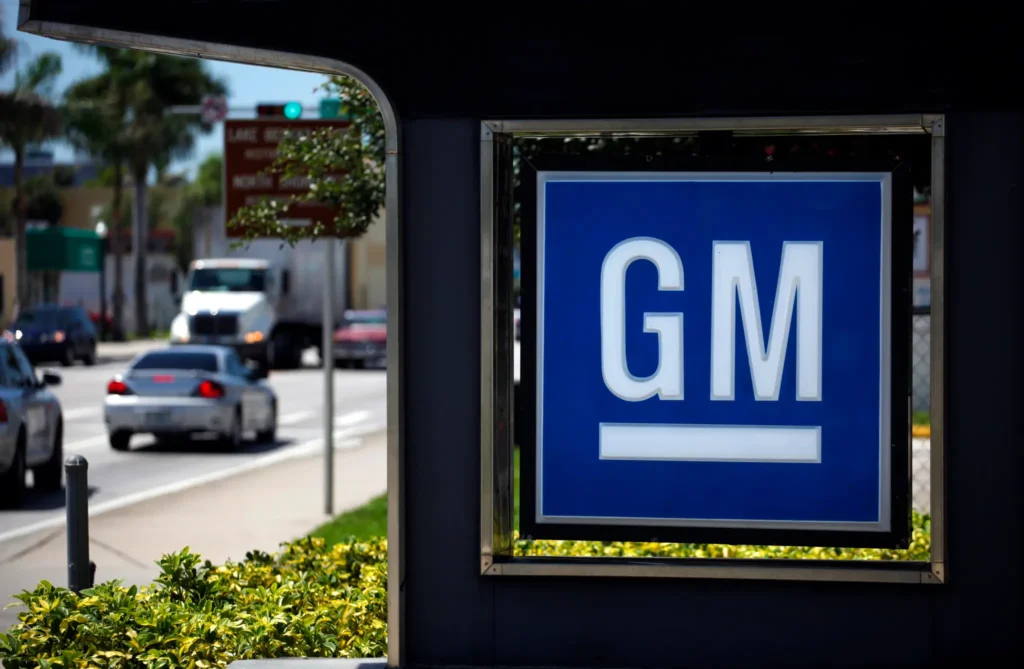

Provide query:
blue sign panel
left=525, top=169, right=910, bottom=546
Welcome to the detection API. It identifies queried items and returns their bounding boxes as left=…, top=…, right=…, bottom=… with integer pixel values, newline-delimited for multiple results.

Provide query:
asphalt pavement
left=0, top=349, right=387, bottom=543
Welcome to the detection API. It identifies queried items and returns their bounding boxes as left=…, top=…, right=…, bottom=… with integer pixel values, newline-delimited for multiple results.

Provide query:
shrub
left=1, top=514, right=930, bottom=668
left=515, top=511, right=931, bottom=561
left=0, top=537, right=388, bottom=669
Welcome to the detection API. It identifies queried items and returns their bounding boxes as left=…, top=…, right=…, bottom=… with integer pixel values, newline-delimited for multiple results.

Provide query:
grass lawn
left=312, top=494, right=388, bottom=545
left=912, top=411, right=930, bottom=426
left=312, top=447, right=522, bottom=546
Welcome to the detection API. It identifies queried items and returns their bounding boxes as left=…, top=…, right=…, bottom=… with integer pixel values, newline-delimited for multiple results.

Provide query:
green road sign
left=319, top=98, right=341, bottom=119
left=27, top=226, right=102, bottom=273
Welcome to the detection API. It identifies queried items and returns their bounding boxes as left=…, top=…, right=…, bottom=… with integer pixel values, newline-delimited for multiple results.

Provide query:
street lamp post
left=95, top=222, right=108, bottom=341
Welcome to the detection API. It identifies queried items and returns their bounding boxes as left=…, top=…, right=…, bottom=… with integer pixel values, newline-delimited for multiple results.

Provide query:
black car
left=3, top=305, right=97, bottom=367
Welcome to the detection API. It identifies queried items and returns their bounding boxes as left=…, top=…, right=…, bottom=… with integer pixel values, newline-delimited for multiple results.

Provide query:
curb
left=95, top=354, right=143, bottom=365
left=95, top=340, right=170, bottom=365
left=912, top=425, right=931, bottom=438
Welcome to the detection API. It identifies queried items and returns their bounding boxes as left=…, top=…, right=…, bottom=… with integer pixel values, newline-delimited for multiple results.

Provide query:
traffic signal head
left=256, top=103, right=302, bottom=118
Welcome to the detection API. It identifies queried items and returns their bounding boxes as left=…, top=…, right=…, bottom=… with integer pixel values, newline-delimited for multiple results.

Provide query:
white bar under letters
left=599, top=423, right=821, bottom=463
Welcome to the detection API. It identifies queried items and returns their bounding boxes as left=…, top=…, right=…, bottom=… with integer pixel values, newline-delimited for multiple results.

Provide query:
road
left=0, top=352, right=387, bottom=542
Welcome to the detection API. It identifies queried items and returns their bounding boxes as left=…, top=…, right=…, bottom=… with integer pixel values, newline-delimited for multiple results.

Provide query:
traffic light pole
left=169, top=98, right=347, bottom=517
left=323, top=237, right=336, bottom=515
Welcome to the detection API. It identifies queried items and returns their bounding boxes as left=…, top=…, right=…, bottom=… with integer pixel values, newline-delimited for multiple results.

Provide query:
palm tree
left=64, top=47, right=133, bottom=339
left=65, top=47, right=226, bottom=337
left=0, top=44, right=63, bottom=314
left=0, top=20, right=14, bottom=74
left=122, top=53, right=226, bottom=337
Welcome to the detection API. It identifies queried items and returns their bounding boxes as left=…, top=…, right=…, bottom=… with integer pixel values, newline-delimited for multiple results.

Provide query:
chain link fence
left=911, top=306, right=931, bottom=513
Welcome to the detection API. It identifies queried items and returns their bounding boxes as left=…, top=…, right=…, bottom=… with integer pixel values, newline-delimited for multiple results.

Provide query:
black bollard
left=65, top=454, right=92, bottom=592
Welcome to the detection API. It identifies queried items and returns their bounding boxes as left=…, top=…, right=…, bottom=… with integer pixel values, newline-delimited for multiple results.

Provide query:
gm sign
left=519, top=162, right=912, bottom=548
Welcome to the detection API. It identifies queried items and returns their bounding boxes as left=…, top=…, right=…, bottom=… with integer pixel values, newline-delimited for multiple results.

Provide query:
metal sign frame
left=480, top=114, right=947, bottom=584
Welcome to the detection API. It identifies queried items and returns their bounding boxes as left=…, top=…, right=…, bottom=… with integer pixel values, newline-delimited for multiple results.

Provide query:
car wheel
left=82, top=342, right=97, bottom=366
left=256, top=400, right=277, bottom=443
left=33, top=419, right=64, bottom=493
left=0, top=432, right=27, bottom=509
left=109, top=431, right=132, bottom=452
left=60, top=345, right=76, bottom=367
left=221, top=408, right=243, bottom=450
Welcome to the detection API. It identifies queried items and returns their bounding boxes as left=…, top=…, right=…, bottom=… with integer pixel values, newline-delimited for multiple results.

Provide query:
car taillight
left=0, top=399, right=8, bottom=423
left=195, top=380, right=225, bottom=399
left=107, top=378, right=131, bottom=395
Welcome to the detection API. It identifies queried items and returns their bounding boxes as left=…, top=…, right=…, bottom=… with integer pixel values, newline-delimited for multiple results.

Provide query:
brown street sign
left=223, top=118, right=351, bottom=237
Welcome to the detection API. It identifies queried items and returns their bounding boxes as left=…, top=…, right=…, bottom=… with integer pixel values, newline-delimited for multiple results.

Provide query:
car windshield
left=187, top=268, right=266, bottom=292
left=132, top=351, right=220, bottom=373
left=13, top=309, right=66, bottom=329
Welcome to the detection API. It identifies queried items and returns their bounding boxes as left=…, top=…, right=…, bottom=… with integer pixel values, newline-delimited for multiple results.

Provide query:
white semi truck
left=169, top=237, right=348, bottom=369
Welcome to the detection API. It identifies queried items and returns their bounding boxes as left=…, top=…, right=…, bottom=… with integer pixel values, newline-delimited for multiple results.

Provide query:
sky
left=0, top=0, right=329, bottom=180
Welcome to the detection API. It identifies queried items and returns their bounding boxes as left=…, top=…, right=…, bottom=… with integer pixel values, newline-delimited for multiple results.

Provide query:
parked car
left=333, top=309, right=386, bottom=369
left=0, top=340, right=64, bottom=508
left=3, top=304, right=98, bottom=367
left=103, top=345, right=277, bottom=452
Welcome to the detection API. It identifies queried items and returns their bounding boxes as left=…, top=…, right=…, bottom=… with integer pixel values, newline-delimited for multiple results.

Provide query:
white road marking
left=0, top=422, right=386, bottom=545
left=62, top=407, right=100, bottom=421
left=61, top=410, right=372, bottom=453
left=335, top=410, right=370, bottom=426
left=278, top=410, right=315, bottom=426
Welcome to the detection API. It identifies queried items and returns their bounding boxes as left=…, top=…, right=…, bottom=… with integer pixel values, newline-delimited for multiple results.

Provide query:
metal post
left=323, top=237, right=335, bottom=514
left=98, top=254, right=107, bottom=341
left=65, top=455, right=92, bottom=592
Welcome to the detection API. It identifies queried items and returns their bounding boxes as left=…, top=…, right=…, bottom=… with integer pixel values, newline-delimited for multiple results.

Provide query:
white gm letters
left=600, top=237, right=684, bottom=402
left=710, top=241, right=823, bottom=402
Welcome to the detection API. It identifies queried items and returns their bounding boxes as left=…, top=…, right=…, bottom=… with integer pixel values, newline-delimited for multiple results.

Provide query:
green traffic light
left=283, top=101, right=302, bottom=119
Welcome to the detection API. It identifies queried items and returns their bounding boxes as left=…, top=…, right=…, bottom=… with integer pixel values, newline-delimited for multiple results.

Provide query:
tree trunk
left=12, top=145, right=29, bottom=315
left=133, top=169, right=150, bottom=338
left=111, top=164, right=126, bottom=340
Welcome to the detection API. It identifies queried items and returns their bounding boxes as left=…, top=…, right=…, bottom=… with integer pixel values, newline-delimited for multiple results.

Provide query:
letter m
left=711, top=242, right=823, bottom=402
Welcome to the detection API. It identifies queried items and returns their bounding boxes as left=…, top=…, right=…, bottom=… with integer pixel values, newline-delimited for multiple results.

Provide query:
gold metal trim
left=927, top=115, right=947, bottom=583
left=480, top=123, right=496, bottom=570
left=486, top=115, right=930, bottom=137
left=489, top=559, right=934, bottom=584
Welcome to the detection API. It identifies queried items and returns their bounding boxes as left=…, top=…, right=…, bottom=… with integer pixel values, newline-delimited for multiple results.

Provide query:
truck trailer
left=169, top=236, right=348, bottom=370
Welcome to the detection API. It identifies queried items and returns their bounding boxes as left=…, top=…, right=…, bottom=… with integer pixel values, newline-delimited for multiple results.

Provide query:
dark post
left=65, top=454, right=92, bottom=592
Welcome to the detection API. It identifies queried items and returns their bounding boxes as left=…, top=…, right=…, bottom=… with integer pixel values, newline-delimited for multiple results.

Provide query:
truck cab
left=170, top=259, right=277, bottom=368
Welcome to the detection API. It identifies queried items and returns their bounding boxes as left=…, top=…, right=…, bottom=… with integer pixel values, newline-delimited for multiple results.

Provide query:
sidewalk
left=0, top=430, right=387, bottom=632
left=96, top=338, right=168, bottom=364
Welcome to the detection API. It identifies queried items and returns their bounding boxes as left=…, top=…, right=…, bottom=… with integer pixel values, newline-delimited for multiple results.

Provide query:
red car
left=332, top=309, right=386, bottom=369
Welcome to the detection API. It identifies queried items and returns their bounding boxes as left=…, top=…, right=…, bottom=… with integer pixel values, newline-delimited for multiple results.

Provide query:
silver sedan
left=0, top=340, right=64, bottom=508
left=103, top=345, right=278, bottom=451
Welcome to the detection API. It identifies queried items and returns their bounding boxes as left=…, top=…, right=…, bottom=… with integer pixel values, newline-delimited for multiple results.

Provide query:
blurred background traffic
left=0, top=0, right=392, bottom=594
